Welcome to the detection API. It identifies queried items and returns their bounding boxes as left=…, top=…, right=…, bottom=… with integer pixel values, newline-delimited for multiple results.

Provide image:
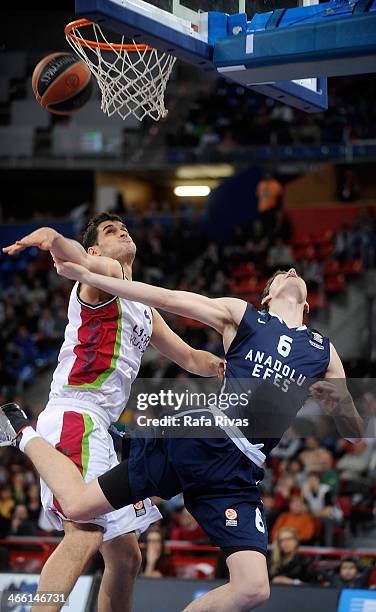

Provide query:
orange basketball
left=32, top=52, right=92, bottom=115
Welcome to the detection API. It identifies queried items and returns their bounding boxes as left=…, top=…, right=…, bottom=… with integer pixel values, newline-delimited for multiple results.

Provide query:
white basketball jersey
left=49, top=283, right=152, bottom=424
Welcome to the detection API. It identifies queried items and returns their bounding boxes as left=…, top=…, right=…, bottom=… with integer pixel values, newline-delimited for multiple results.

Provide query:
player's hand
left=309, top=380, right=341, bottom=414
left=2, top=227, right=59, bottom=255
left=54, top=258, right=88, bottom=282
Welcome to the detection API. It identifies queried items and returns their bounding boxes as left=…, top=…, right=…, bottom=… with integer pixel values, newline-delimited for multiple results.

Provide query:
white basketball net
left=66, top=21, right=177, bottom=122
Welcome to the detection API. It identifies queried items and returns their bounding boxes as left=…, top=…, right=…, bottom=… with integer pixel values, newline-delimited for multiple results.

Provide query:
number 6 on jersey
left=277, top=335, right=293, bottom=358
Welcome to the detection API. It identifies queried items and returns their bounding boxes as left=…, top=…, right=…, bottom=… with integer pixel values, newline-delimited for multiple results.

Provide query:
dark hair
left=307, top=471, right=321, bottom=481
left=340, top=557, right=359, bottom=570
left=81, top=212, right=124, bottom=251
left=260, top=270, right=287, bottom=311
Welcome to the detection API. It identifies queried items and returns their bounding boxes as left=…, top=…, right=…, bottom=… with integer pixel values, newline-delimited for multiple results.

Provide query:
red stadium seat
left=292, top=234, right=312, bottom=247
left=337, top=496, right=353, bottom=517
left=294, top=245, right=317, bottom=261
left=312, top=230, right=334, bottom=245
left=342, top=259, right=363, bottom=276
left=317, top=244, right=334, bottom=260
left=307, top=290, right=327, bottom=311
left=232, top=262, right=258, bottom=280
left=323, top=259, right=341, bottom=275
left=325, top=273, right=346, bottom=293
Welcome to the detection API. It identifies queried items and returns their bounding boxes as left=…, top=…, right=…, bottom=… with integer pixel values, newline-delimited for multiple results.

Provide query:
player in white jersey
left=3, top=213, right=221, bottom=612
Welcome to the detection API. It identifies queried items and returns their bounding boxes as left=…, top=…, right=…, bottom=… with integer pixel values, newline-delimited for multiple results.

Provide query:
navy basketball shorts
left=126, top=434, right=269, bottom=557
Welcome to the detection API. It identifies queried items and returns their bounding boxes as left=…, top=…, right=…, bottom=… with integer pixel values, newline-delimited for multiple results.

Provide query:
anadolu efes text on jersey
left=49, top=283, right=152, bottom=424
left=222, top=305, right=330, bottom=453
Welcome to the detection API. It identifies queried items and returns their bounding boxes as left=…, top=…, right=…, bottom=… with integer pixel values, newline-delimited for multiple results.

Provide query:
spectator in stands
left=26, top=483, right=41, bottom=522
left=245, top=219, right=269, bottom=266
left=286, top=458, right=306, bottom=489
left=6, top=325, right=38, bottom=390
left=299, top=437, right=334, bottom=474
left=334, top=223, right=355, bottom=262
left=302, top=472, right=343, bottom=546
left=267, top=238, right=295, bottom=272
left=327, top=557, right=371, bottom=589
left=336, top=440, right=372, bottom=484
left=269, top=528, right=313, bottom=585
left=0, top=486, right=15, bottom=534
left=270, top=428, right=301, bottom=460
left=12, top=472, right=27, bottom=505
left=170, top=507, right=209, bottom=543
left=9, top=504, right=38, bottom=536
left=299, top=258, right=323, bottom=291
left=271, top=495, right=316, bottom=544
left=141, top=528, right=176, bottom=578
left=256, top=172, right=284, bottom=229
left=261, top=493, right=279, bottom=532
left=274, top=474, right=299, bottom=512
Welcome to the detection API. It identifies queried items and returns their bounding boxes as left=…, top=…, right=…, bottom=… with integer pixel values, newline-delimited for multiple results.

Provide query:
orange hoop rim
left=65, top=19, right=153, bottom=52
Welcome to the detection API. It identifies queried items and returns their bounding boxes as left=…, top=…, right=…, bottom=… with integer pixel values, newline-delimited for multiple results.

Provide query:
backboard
left=74, top=0, right=376, bottom=113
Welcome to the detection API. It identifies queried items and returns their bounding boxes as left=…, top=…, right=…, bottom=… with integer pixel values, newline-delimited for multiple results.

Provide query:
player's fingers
left=2, top=243, right=16, bottom=253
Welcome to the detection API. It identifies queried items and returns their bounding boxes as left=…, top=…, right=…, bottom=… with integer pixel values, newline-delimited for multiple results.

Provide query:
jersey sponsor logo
left=244, top=349, right=306, bottom=392
left=312, top=332, right=323, bottom=344
left=309, top=340, right=325, bottom=350
left=225, top=508, right=238, bottom=526
left=255, top=507, right=265, bottom=533
left=131, top=324, right=151, bottom=353
left=133, top=501, right=147, bottom=517
left=257, top=318, right=266, bottom=324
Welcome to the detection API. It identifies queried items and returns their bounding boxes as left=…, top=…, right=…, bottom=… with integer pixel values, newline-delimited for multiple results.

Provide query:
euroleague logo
left=133, top=500, right=146, bottom=517
left=225, top=508, right=238, bottom=527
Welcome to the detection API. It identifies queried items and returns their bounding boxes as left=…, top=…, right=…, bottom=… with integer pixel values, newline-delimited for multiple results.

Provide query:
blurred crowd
left=167, top=76, right=376, bottom=151
left=0, top=205, right=375, bottom=582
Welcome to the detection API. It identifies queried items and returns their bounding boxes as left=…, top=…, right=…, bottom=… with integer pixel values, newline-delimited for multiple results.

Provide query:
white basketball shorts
left=36, top=406, right=161, bottom=541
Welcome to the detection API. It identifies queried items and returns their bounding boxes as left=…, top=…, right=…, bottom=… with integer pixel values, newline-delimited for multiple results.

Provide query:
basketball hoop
left=65, top=19, right=177, bottom=122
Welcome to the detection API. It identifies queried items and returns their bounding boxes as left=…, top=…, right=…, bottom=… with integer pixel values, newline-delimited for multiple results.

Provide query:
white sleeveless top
left=49, top=282, right=152, bottom=426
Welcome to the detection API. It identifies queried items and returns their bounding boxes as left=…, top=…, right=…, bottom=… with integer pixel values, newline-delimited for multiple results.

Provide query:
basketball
left=32, top=52, right=92, bottom=115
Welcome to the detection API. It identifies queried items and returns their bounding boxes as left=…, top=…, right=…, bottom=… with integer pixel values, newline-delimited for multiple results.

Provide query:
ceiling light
left=174, top=186, right=211, bottom=197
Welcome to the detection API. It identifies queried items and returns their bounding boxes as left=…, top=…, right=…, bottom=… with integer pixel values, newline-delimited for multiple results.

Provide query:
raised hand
left=2, top=227, right=59, bottom=255
left=309, top=380, right=341, bottom=414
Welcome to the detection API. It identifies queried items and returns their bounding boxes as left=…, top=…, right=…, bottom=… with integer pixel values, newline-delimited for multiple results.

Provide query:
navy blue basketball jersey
left=222, top=304, right=330, bottom=455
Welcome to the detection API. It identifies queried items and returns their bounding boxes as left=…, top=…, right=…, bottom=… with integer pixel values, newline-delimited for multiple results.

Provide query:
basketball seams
left=32, top=52, right=92, bottom=115
left=41, top=63, right=91, bottom=107
left=33, top=53, right=79, bottom=98
left=46, top=81, right=93, bottom=114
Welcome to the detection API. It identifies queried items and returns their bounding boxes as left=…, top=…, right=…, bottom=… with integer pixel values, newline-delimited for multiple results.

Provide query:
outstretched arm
left=151, top=309, right=222, bottom=377
left=3, top=227, right=122, bottom=278
left=55, top=260, right=246, bottom=335
left=310, top=343, right=364, bottom=439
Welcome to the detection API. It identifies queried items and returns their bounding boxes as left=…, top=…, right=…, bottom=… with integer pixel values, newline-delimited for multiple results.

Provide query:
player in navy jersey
left=0, top=267, right=363, bottom=612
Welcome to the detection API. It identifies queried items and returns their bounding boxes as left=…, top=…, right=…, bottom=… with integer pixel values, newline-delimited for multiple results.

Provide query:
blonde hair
left=270, top=527, right=299, bottom=576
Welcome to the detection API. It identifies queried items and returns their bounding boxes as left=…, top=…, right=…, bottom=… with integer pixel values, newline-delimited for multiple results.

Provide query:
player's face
left=94, top=220, right=136, bottom=262
left=267, top=269, right=308, bottom=307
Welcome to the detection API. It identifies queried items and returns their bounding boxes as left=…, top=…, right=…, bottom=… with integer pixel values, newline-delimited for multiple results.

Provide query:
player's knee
left=103, top=537, right=142, bottom=577
left=235, top=578, right=270, bottom=610
left=117, top=545, right=142, bottom=577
